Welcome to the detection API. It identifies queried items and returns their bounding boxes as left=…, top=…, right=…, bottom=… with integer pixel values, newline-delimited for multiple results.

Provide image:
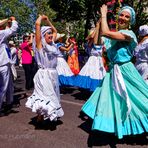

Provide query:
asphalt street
left=0, top=67, right=147, bottom=148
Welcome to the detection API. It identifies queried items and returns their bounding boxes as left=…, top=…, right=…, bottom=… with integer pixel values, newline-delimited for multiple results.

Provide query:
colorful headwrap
left=138, top=25, right=148, bottom=36
left=40, top=26, right=52, bottom=45
left=41, top=26, right=52, bottom=36
left=32, top=26, right=53, bottom=51
left=119, top=6, right=136, bottom=25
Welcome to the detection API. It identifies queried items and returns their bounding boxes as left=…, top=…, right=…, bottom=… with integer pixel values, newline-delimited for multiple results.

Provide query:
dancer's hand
left=7, top=16, right=15, bottom=28
left=36, top=14, right=42, bottom=25
left=42, top=15, right=48, bottom=21
left=9, top=16, right=16, bottom=21
left=69, top=39, right=76, bottom=45
left=100, top=4, right=108, bottom=17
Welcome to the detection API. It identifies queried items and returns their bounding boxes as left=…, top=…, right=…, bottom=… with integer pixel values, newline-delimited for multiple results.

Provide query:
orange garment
left=68, top=53, right=80, bottom=75
left=67, top=41, right=80, bottom=75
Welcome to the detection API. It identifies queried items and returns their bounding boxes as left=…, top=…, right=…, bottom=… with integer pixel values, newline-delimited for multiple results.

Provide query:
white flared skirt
left=74, top=55, right=106, bottom=91
left=25, top=68, right=64, bottom=121
left=56, top=57, right=75, bottom=86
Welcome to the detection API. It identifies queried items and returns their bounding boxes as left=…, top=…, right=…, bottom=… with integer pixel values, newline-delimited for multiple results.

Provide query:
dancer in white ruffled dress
left=25, top=15, right=64, bottom=122
left=135, top=25, right=148, bottom=84
left=74, top=21, right=106, bottom=91
left=56, top=33, right=75, bottom=86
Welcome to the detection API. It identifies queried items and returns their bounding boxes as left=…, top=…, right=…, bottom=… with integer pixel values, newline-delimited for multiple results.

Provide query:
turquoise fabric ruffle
left=82, top=62, right=148, bottom=139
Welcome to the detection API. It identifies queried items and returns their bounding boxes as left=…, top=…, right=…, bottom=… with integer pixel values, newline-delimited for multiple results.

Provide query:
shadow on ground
left=72, top=88, right=92, bottom=101
left=13, top=93, right=26, bottom=107
left=1, top=103, right=19, bottom=117
left=78, top=113, right=148, bottom=148
left=28, top=116, right=63, bottom=131
left=60, top=86, right=77, bottom=94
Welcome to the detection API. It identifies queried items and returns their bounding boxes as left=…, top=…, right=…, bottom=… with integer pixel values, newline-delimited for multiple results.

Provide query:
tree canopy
left=0, top=0, right=147, bottom=39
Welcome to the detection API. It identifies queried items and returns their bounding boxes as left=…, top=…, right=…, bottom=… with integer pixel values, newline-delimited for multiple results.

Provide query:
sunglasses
left=46, top=31, right=53, bottom=35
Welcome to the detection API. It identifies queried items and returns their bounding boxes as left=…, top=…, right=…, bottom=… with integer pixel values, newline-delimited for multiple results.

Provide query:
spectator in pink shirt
left=20, top=33, right=34, bottom=90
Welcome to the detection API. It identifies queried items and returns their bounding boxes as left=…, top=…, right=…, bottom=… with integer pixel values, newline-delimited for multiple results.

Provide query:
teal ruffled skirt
left=81, top=62, right=148, bottom=139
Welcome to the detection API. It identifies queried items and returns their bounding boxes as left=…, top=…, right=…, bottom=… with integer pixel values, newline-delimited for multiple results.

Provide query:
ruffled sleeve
left=56, top=43, right=65, bottom=49
left=119, top=30, right=137, bottom=50
left=101, top=36, right=117, bottom=51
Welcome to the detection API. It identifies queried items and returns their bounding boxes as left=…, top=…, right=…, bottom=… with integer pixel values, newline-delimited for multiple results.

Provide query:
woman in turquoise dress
left=81, top=5, right=148, bottom=139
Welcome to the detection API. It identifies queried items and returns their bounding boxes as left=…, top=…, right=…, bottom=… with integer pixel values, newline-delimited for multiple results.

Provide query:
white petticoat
left=79, top=55, right=106, bottom=80
left=56, top=57, right=74, bottom=76
left=73, top=54, right=106, bottom=91
left=135, top=62, right=148, bottom=84
left=25, top=68, right=64, bottom=121
left=56, top=57, right=75, bottom=86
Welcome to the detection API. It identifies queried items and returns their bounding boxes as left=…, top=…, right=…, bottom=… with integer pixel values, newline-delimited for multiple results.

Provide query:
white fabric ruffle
left=56, top=57, right=74, bottom=76
left=26, top=68, right=64, bottom=121
left=112, top=64, right=131, bottom=120
left=79, top=55, right=106, bottom=80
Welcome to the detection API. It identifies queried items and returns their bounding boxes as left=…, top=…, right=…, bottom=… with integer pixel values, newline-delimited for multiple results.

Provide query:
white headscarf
left=40, top=26, right=53, bottom=48
left=119, top=6, right=136, bottom=25
left=33, top=26, right=57, bottom=53
left=41, top=26, right=52, bottom=36
left=138, top=25, right=148, bottom=36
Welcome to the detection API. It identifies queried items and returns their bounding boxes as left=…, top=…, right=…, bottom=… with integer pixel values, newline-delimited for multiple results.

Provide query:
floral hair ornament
left=119, top=6, right=136, bottom=25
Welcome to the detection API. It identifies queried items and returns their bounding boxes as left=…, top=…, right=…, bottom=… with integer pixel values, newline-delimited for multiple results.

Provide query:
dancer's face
left=118, top=11, right=131, bottom=30
left=45, top=30, right=53, bottom=44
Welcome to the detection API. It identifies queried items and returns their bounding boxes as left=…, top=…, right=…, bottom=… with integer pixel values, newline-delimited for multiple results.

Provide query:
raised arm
left=60, top=39, right=75, bottom=52
left=7, top=16, right=18, bottom=33
left=65, top=37, right=70, bottom=47
left=94, top=19, right=101, bottom=45
left=59, top=44, right=74, bottom=52
left=100, top=4, right=131, bottom=41
left=0, top=18, right=8, bottom=26
left=28, top=33, right=34, bottom=45
left=0, top=16, right=18, bottom=41
left=35, top=15, right=42, bottom=50
left=86, top=28, right=96, bottom=41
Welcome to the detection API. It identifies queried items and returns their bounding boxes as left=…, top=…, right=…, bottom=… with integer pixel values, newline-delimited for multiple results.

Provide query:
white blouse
left=0, top=20, right=18, bottom=66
